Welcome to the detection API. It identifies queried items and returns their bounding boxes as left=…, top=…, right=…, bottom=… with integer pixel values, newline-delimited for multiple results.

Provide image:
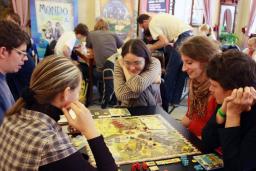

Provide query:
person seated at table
left=243, top=37, right=256, bottom=60
left=0, top=56, right=117, bottom=171
left=55, top=23, right=88, bottom=58
left=179, top=36, right=220, bottom=138
left=114, top=39, right=162, bottom=107
left=202, top=50, right=256, bottom=171
left=86, top=18, right=123, bottom=106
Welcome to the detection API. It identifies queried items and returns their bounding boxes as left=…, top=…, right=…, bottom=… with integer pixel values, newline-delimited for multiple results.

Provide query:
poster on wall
left=30, top=0, right=78, bottom=58
left=95, top=0, right=138, bottom=41
left=140, top=0, right=170, bottom=14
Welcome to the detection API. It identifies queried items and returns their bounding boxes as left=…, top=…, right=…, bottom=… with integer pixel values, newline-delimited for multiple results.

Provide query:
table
left=102, top=106, right=223, bottom=171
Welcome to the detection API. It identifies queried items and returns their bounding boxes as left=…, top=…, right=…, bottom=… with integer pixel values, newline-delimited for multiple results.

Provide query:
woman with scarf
left=179, top=36, right=220, bottom=138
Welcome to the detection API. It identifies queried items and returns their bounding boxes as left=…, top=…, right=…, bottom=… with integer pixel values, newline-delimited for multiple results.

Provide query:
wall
left=78, top=0, right=96, bottom=30
left=71, top=0, right=253, bottom=46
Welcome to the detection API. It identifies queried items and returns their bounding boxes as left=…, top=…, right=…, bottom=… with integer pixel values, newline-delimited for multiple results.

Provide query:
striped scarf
left=187, top=78, right=210, bottom=119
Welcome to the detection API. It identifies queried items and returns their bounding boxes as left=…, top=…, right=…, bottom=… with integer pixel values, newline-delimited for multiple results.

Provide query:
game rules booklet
left=193, top=153, right=224, bottom=170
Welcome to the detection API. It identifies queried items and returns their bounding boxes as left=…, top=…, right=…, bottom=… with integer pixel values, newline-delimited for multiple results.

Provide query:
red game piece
left=135, top=162, right=140, bottom=170
left=142, top=162, right=148, bottom=170
left=131, top=162, right=140, bottom=171
left=131, top=163, right=137, bottom=171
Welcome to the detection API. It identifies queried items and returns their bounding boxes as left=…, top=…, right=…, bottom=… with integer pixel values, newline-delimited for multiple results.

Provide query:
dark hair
left=221, top=44, right=240, bottom=52
left=74, top=23, right=88, bottom=36
left=137, top=14, right=150, bottom=24
left=207, top=50, right=256, bottom=90
left=121, top=39, right=151, bottom=70
left=179, top=36, right=220, bottom=63
left=5, top=12, right=21, bottom=26
left=0, top=20, right=29, bottom=52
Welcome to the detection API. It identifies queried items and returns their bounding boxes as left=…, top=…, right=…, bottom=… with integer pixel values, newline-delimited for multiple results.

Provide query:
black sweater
left=202, top=105, right=256, bottom=171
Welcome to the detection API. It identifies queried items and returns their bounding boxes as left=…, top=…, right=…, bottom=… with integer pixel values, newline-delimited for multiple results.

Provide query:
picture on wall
left=219, top=4, right=236, bottom=35
left=95, top=0, right=139, bottom=41
left=30, top=0, right=78, bottom=58
left=140, top=0, right=170, bottom=14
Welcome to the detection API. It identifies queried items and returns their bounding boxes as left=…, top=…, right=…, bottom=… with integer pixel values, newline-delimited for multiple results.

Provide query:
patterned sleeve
left=114, top=57, right=161, bottom=101
left=40, top=131, right=77, bottom=166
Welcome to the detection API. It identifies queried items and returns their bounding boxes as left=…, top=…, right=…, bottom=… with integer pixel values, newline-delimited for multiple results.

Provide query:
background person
left=55, top=23, right=88, bottom=58
left=243, top=37, right=256, bottom=60
left=198, top=24, right=216, bottom=40
left=137, top=13, right=192, bottom=106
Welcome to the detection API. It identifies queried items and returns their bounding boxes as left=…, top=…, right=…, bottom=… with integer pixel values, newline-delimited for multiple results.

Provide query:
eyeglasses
left=13, top=48, right=28, bottom=57
left=123, top=60, right=145, bottom=67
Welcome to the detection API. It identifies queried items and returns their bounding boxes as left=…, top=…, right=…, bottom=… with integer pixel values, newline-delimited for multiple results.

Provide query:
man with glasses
left=5, top=12, right=36, bottom=101
left=0, top=20, right=28, bottom=124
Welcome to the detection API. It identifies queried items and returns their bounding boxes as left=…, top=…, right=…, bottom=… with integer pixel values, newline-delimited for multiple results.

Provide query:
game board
left=90, top=108, right=131, bottom=118
left=85, top=114, right=200, bottom=165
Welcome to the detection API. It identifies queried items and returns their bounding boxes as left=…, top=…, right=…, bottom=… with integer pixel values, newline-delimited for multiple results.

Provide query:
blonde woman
left=0, top=56, right=117, bottom=171
left=198, top=24, right=216, bottom=40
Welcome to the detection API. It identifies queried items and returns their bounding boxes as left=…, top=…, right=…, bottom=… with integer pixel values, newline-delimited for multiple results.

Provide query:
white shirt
left=149, top=13, right=192, bottom=42
left=55, top=31, right=76, bottom=57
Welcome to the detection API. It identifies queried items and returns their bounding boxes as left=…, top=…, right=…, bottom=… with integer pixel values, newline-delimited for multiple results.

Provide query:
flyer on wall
left=30, top=0, right=78, bottom=58
left=95, top=0, right=139, bottom=41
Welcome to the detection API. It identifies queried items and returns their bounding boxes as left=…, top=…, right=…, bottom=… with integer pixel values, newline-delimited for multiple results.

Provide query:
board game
left=85, top=114, right=200, bottom=165
left=90, top=108, right=131, bottom=118
left=193, top=153, right=224, bottom=170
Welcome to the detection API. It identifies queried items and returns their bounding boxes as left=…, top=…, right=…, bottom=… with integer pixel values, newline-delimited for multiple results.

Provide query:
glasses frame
left=123, top=60, right=145, bottom=67
left=12, top=47, right=28, bottom=57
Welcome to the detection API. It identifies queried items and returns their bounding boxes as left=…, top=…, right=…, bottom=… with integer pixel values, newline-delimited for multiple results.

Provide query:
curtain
left=12, top=0, right=28, bottom=30
left=203, top=0, right=212, bottom=25
left=246, top=0, right=256, bottom=36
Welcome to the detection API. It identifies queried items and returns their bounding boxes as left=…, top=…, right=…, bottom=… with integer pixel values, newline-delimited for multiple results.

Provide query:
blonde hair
left=6, top=56, right=82, bottom=115
left=94, top=18, right=109, bottom=31
left=199, top=24, right=212, bottom=36
left=248, top=37, right=256, bottom=45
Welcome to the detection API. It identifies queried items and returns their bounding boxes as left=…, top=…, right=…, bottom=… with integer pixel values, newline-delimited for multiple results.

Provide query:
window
left=191, top=0, right=204, bottom=26
left=249, top=18, right=256, bottom=35
left=248, top=0, right=256, bottom=35
left=174, top=0, right=192, bottom=24
left=171, top=0, right=204, bottom=26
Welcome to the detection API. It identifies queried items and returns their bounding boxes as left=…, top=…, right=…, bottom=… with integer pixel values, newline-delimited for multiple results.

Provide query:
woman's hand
left=62, top=101, right=100, bottom=139
left=118, top=58, right=134, bottom=80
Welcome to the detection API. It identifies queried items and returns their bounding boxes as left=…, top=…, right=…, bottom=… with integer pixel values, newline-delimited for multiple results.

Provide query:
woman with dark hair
left=179, top=36, right=220, bottom=138
left=114, top=39, right=162, bottom=107
left=202, top=50, right=256, bottom=171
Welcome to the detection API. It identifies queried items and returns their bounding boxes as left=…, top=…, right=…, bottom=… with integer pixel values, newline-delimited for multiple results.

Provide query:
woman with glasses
left=114, top=39, right=162, bottom=107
